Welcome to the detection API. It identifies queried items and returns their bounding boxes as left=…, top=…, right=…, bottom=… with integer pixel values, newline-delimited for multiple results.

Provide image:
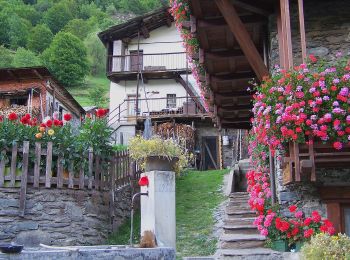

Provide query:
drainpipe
left=269, top=147, right=277, bottom=205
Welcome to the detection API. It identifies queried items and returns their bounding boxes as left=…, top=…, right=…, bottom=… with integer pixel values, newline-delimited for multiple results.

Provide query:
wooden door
left=130, top=50, right=143, bottom=71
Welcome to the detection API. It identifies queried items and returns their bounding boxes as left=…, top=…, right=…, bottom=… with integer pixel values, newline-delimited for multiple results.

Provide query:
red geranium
left=8, top=112, right=18, bottom=121
left=289, top=205, right=297, bottom=213
left=53, top=119, right=61, bottom=126
left=0, top=115, right=3, bottom=122
left=63, top=113, right=72, bottom=121
left=304, top=229, right=314, bottom=238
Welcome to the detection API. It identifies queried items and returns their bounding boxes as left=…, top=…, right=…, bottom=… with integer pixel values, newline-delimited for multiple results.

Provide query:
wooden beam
left=215, top=0, right=269, bottom=80
left=197, top=15, right=266, bottom=28
left=211, top=72, right=255, bottom=82
left=221, top=122, right=251, bottom=129
left=32, top=69, right=43, bottom=80
left=297, top=0, right=307, bottom=63
left=279, top=0, right=293, bottom=68
left=206, top=50, right=245, bottom=59
left=218, top=104, right=251, bottom=111
left=140, top=26, right=150, bottom=38
left=190, top=0, right=203, bottom=18
left=232, top=0, right=272, bottom=17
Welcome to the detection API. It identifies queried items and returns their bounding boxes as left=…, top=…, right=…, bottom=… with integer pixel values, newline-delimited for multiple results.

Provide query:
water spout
left=130, top=192, right=148, bottom=247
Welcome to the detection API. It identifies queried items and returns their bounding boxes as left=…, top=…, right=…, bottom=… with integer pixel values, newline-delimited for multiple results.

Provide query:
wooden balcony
left=107, top=52, right=190, bottom=81
left=282, top=141, right=350, bottom=185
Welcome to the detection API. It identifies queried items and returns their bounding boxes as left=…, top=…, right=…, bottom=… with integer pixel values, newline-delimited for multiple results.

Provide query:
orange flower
left=35, top=133, right=42, bottom=139
left=39, top=127, right=45, bottom=133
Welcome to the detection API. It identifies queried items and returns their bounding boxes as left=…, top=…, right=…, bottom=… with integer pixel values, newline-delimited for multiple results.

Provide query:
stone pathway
left=215, top=192, right=283, bottom=260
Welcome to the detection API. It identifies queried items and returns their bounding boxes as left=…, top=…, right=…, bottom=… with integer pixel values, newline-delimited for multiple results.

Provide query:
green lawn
left=67, top=75, right=110, bottom=107
left=108, top=169, right=228, bottom=258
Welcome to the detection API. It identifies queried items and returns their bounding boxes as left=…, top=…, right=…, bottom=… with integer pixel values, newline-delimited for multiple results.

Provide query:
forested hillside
left=0, top=0, right=166, bottom=107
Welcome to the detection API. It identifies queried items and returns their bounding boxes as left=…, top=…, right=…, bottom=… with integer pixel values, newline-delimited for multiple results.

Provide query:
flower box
left=271, top=239, right=289, bottom=252
left=283, top=141, right=350, bottom=185
left=145, top=156, right=179, bottom=172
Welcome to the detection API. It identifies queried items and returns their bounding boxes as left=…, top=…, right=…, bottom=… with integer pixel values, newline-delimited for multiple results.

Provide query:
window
left=10, top=97, right=28, bottom=106
left=343, top=205, right=350, bottom=236
left=166, top=94, right=176, bottom=108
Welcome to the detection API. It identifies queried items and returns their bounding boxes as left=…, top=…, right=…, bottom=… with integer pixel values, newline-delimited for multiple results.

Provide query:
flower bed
left=248, top=55, right=350, bottom=246
left=0, top=108, right=112, bottom=172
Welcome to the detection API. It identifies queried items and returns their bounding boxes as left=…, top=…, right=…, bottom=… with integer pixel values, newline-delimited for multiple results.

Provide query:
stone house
left=0, top=67, right=85, bottom=124
left=176, top=0, right=350, bottom=236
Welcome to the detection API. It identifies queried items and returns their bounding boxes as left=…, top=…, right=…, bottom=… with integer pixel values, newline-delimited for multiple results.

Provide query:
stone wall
left=0, top=185, right=135, bottom=246
left=269, top=0, right=350, bottom=68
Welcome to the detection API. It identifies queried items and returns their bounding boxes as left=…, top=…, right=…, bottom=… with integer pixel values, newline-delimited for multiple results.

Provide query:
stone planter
left=271, top=239, right=289, bottom=252
left=145, top=156, right=178, bottom=172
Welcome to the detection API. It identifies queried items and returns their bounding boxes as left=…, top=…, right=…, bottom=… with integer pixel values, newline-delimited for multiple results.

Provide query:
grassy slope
left=67, top=75, right=110, bottom=108
left=108, top=169, right=228, bottom=258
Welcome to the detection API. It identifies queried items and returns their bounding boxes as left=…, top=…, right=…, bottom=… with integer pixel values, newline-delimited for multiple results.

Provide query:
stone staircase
left=215, top=160, right=283, bottom=260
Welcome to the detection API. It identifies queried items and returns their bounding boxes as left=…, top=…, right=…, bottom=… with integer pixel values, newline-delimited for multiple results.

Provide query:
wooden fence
left=0, top=141, right=141, bottom=217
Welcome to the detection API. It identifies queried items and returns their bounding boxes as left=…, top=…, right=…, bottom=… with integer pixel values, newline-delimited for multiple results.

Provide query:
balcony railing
left=108, top=96, right=206, bottom=126
left=107, top=52, right=188, bottom=73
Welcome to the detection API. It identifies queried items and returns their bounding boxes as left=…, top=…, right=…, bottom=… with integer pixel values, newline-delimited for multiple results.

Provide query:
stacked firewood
left=153, top=122, right=195, bottom=151
left=0, top=106, right=41, bottom=120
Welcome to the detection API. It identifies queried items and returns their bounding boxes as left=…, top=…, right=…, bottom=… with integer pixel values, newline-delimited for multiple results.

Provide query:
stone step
left=223, top=224, right=259, bottom=235
left=226, top=209, right=256, bottom=218
left=220, top=234, right=265, bottom=249
left=216, top=248, right=283, bottom=260
left=183, top=257, right=215, bottom=260
left=224, top=217, right=256, bottom=226
left=226, top=204, right=251, bottom=211
left=229, top=192, right=249, bottom=198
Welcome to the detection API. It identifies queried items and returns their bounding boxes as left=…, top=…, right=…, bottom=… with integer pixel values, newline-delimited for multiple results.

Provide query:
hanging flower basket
left=271, top=239, right=289, bottom=252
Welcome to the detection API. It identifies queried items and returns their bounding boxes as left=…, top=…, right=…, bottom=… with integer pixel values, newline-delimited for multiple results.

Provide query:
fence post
left=33, top=142, right=41, bottom=188
left=19, top=141, right=29, bottom=216
left=10, top=142, right=18, bottom=187
left=95, top=155, right=100, bottom=190
left=0, top=150, right=5, bottom=187
left=88, top=148, right=93, bottom=189
left=45, top=142, right=53, bottom=188
left=68, top=162, right=74, bottom=189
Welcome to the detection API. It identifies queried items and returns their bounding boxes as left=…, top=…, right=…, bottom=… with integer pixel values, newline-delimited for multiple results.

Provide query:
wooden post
left=88, top=148, right=93, bottom=189
left=269, top=147, right=277, bottom=204
left=279, top=0, right=293, bottom=69
left=215, top=0, right=269, bottom=80
left=297, top=0, right=307, bottom=63
left=95, top=155, right=100, bottom=190
left=79, top=164, right=85, bottom=189
left=293, top=142, right=301, bottom=182
left=45, top=142, right=53, bottom=188
left=10, top=142, right=18, bottom=187
left=57, top=154, right=64, bottom=188
left=33, top=142, right=41, bottom=188
left=68, top=162, right=74, bottom=189
left=19, top=141, right=29, bottom=217
left=0, top=150, right=5, bottom=187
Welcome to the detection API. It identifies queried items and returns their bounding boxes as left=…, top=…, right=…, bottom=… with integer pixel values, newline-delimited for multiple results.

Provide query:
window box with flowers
left=248, top=54, right=349, bottom=246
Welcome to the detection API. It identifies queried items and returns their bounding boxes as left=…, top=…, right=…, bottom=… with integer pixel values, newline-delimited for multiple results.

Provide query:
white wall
left=109, top=78, right=188, bottom=124
left=111, top=24, right=187, bottom=72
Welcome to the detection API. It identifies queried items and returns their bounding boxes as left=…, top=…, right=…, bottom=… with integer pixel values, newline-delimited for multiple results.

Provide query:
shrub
left=301, top=233, right=350, bottom=260
left=128, top=135, right=188, bottom=173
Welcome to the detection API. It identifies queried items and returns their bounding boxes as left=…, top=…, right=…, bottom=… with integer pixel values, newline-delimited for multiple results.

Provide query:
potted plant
left=129, top=135, right=187, bottom=172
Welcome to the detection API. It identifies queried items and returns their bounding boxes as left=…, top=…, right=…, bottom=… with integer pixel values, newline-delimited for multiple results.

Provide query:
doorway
left=130, top=50, right=143, bottom=72
left=201, top=136, right=219, bottom=170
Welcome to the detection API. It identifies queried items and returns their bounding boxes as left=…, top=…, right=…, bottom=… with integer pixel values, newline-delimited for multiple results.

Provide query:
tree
left=8, top=16, right=32, bottom=49
left=88, top=85, right=108, bottom=107
left=43, top=2, right=73, bottom=34
left=27, top=24, right=53, bottom=54
left=116, top=0, right=163, bottom=14
left=63, top=19, right=92, bottom=40
left=0, top=46, right=14, bottom=68
left=84, top=32, right=106, bottom=76
left=42, top=32, right=89, bottom=87
left=12, top=48, right=42, bottom=67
